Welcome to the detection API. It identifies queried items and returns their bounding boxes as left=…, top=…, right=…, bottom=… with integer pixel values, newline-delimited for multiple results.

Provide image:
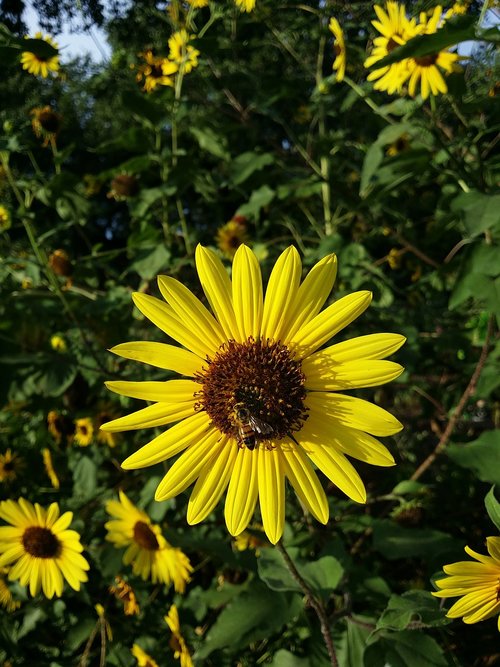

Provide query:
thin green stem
left=315, top=26, right=332, bottom=235
left=276, top=541, right=338, bottom=667
left=343, top=76, right=396, bottom=125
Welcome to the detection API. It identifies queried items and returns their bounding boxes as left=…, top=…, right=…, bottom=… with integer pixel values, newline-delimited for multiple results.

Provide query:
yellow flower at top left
left=21, top=32, right=60, bottom=78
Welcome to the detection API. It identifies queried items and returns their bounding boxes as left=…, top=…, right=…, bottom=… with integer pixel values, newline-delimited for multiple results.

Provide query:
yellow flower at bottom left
left=0, top=498, right=89, bottom=598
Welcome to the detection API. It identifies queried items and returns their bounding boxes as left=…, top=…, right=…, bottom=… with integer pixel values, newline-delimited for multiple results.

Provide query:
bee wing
left=249, top=416, right=274, bottom=436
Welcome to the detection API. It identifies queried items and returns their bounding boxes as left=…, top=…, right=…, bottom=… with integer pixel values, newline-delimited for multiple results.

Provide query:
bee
left=233, top=403, right=274, bottom=451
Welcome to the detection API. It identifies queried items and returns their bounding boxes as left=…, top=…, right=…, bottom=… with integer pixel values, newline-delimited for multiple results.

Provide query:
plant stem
left=343, top=76, right=396, bottom=125
left=275, top=540, right=338, bottom=667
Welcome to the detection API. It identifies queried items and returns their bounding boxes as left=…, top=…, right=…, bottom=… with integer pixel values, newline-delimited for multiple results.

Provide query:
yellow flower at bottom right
left=165, top=605, right=193, bottom=667
left=432, top=536, right=500, bottom=631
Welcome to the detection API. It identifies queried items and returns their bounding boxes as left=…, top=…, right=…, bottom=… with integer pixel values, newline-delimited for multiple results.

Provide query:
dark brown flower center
left=334, top=44, right=342, bottom=56
left=133, top=521, right=160, bottom=550
left=3, top=461, right=14, bottom=472
left=169, top=635, right=183, bottom=652
left=414, top=54, right=438, bottom=67
left=195, top=338, right=308, bottom=444
left=39, top=110, right=61, bottom=133
left=22, top=526, right=61, bottom=558
left=387, top=37, right=399, bottom=52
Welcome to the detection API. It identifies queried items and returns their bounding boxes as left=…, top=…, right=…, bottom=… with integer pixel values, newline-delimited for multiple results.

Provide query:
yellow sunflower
left=328, top=18, right=346, bottom=82
left=364, top=2, right=417, bottom=94
left=405, top=7, right=461, bottom=100
left=216, top=216, right=248, bottom=257
left=165, top=605, right=194, bottom=667
left=188, top=0, right=209, bottom=6
left=0, top=568, right=21, bottom=612
left=235, top=0, right=256, bottom=11
left=31, top=106, right=62, bottom=146
left=74, top=417, right=94, bottom=446
left=102, top=245, right=404, bottom=544
left=42, top=448, right=60, bottom=489
left=104, top=490, right=193, bottom=591
left=168, top=30, right=200, bottom=74
left=433, top=536, right=500, bottom=631
left=135, top=50, right=178, bottom=93
left=20, top=32, right=60, bottom=78
left=0, top=449, right=23, bottom=483
left=0, top=205, right=12, bottom=232
left=0, top=498, right=89, bottom=598
left=132, top=644, right=159, bottom=667
left=109, top=575, right=140, bottom=615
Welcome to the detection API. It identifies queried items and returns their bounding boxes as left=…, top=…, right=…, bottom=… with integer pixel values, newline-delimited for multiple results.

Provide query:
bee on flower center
left=232, top=402, right=274, bottom=451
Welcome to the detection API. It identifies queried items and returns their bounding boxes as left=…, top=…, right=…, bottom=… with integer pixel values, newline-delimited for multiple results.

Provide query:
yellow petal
left=187, top=438, right=238, bottom=524
left=303, top=359, right=404, bottom=390
left=290, top=291, right=372, bottom=359
left=155, top=429, right=223, bottom=501
left=157, top=275, right=225, bottom=352
left=100, top=401, right=196, bottom=432
left=304, top=406, right=395, bottom=466
left=283, top=254, right=337, bottom=343
left=309, top=333, right=406, bottom=363
left=261, top=247, right=301, bottom=342
left=232, top=244, right=263, bottom=340
left=132, top=292, right=214, bottom=358
left=224, top=446, right=259, bottom=536
left=298, top=422, right=367, bottom=503
left=104, top=379, right=198, bottom=402
left=109, top=341, right=202, bottom=376
left=195, top=245, right=240, bottom=340
left=121, top=412, right=213, bottom=469
left=257, top=447, right=285, bottom=544
left=280, top=443, right=329, bottom=524
left=306, top=393, right=403, bottom=437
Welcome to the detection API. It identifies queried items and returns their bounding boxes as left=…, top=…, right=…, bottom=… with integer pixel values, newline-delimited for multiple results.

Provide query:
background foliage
left=0, top=1, right=499, bottom=665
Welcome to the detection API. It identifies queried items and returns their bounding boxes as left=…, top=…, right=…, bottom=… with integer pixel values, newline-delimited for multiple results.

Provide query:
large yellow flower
left=405, top=6, right=460, bottom=100
left=105, top=490, right=192, bottom=591
left=433, top=536, right=500, bottom=631
left=135, top=50, right=178, bottom=93
left=20, top=32, right=60, bottom=78
left=329, top=18, right=346, bottom=82
left=0, top=499, right=89, bottom=598
left=165, top=605, right=193, bottom=667
left=364, top=2, right=417, bottom=94
left=235, top=0, right=256, bottom=11
left=102, top=245, right=404, bottom=544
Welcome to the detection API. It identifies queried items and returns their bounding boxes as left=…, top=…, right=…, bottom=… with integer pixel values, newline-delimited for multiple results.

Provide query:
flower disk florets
left=196, top=337, right=308, bottom=443
left=22, top=526, right=61, bottom=558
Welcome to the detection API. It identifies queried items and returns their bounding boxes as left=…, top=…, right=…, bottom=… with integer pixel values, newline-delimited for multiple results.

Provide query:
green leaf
left=237, top=185, right=275, bottom=219
left=392, top=480, right=429, bottom=496
left=31, top=356, right=77, bottom=397
left=365, top=632, right=448, bottom=667
left=376, top=592, right=448, bottom=631
left=230, top=151, right=274, bottom=185
left=195, top=582, right=301, bottom=659
left=72, top=456, right=98, bottom=498
left=129, top=185, right=177, bottom=219
left=360, top=144, right=384, bottom=197
left=447, top=431, right=500, bottom=485
left=0, top=45, right=22, bottom=64
left=372, top=520, right=459, bottom=560
left=130, top=244, right=171, bottom=280
left=371, top=15, right=476, bottom=69
left=121, top=90, right=168, bottom=126
left=270, top=650, right=312, bottom=667
left=337, top=616, right=372, bottom=667
left=190, top=126, right=230, bottom=160
left=66, top=618, right=97, bottom=650
left=451, top=191, right=500, bottom=237
left=485, top=487, right=500, bottom=532
left=258, top=549, right=343, bottom=601
left=21, top=37, right=59, bottom=58
left=17, top=607, right=47, bottom=639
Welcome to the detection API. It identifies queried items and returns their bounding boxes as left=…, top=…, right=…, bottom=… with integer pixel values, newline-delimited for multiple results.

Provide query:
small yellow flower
left=0, top=498, right=90, bottom=598
left=432, top=536, right=500, bottom=631
left=235, top=0, right=256, bottom=11
left=233, top=526, right=267, bottom=555
left=165, top=605, right=194, bottom=667
left=109, top=575, right=140, bottom=615
left=132, top=644, right=159, bottom=667
left=188, top=0, right=209, bottom=6
left=386, top=133, right=411, bottom=156
left=216, top=216, right=248, bottom=257
left=105, top=491, right=193, bottom=591
left=0, top=205, right=11, bottom=232
left=329, top=18, right=346, bottom=82
left=20, top=32, right=60, bottom=78
left=387, top=248, right=404, bottom=269
left=444, top=1, right=470, bottom=18
left=0, top=450, right=23, bottom=483
left=168, top=30, right=200, bottom=74
left=74, top=418, right=94, bottom=447
left=97, top=411, right=118, bottom=448
left=50, top=335, right=67, bottom=353
left=49, top=249, right=73, bottom=278
left=135, top=50, right=178, bottom=92
left=0, top=569, right=21, bottom=612
left=47, top=410, right=74, bottom=445
left=42, top=448, right=60, bottom=489
left=30, top=106, right=62, bottom=145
